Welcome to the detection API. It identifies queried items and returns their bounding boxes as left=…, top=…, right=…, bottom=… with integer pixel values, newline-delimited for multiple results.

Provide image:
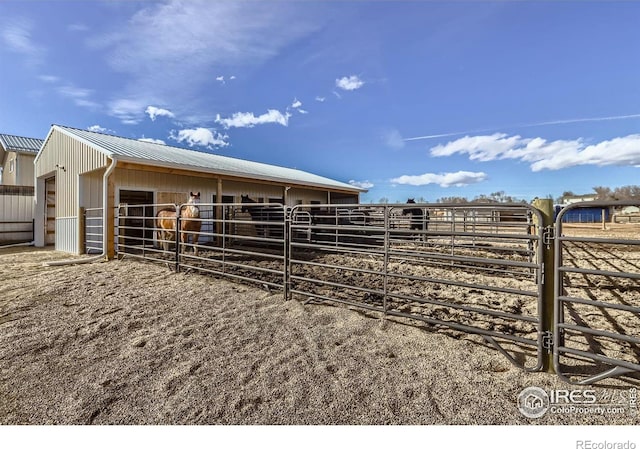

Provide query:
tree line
left=376, top=185, right=640, bottom=205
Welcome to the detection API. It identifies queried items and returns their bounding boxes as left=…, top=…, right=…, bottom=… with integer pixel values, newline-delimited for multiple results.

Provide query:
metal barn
left=33, top=125, right=364, bottom=257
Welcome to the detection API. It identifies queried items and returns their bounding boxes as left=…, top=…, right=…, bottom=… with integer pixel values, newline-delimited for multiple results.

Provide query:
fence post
left=78, top=207, right=86, bottom=255
left=175, top=207, right=181, bottom=273
left=533, top=198, right=555, bottom=373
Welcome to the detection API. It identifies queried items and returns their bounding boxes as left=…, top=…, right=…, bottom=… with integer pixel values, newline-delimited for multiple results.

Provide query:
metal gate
left=554, top=200, right=640, bottom=384
left=288, top=203, right=545, bottom=371
left=115, top=202, right=287, bottom=291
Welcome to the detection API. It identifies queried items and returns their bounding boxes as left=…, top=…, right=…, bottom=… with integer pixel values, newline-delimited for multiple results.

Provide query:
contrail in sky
left=403, top=113, right=640, bottom=142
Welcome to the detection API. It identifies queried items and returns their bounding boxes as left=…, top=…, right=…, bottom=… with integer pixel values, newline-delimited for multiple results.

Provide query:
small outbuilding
left=34, top=125, right=365, bottom=257
left=0, top=133, right=44, bottom=186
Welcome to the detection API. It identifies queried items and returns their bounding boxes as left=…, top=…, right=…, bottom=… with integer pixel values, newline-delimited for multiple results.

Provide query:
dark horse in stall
left=402, top=198, right=429, bottom=231
left=240, top=195, right=285, bottom=239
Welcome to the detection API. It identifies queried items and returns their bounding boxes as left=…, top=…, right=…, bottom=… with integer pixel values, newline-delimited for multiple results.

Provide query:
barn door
left=45, top=177, right=55, bottom=245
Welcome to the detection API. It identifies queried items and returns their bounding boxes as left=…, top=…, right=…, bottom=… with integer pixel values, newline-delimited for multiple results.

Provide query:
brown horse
left=156, top=192, right=201, bottom=255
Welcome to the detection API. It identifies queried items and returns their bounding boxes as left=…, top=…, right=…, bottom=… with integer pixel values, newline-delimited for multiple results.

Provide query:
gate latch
left=542, top=226, right=555, bottom=247
left=542, top=331, right=554, bottom=351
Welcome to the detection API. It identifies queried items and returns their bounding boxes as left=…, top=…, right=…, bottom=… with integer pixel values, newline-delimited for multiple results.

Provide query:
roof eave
left=114, top=155, right=364, bottom=193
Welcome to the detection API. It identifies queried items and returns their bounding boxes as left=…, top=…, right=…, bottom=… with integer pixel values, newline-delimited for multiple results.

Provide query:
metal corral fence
left=289, top=203, right=544, bottom=371
left=113, top=200, right=640, bottom=384
left=116, top=202, right=287, bottom=291
left=83, top=207, right=104, bottom=254
left=115, top=201, right=544, bottom=372
left=554, top=200, right=640, bottom=385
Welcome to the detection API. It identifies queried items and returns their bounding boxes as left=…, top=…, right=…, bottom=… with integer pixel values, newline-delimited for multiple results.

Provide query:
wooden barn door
left=45, top=177, right=55, bottom=245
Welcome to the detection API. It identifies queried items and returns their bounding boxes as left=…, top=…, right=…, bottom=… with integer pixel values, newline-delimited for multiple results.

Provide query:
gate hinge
left=542, top=226, right=555, bottom=247
left=542, top=331, right=554, bottom=351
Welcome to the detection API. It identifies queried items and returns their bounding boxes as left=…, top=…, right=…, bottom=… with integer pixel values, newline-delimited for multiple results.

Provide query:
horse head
left=240, top=194, right=257, bottom=212
left=188, top=191, right=201, bottom=204
left=184, top=192, right=201, bottom=217
left=402, top=198, right=417, bottom=215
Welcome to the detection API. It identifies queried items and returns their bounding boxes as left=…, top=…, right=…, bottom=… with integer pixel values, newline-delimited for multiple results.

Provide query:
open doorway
left=119, top=190, right=154, bottom=247
left=45, top=176, right=55, bottom=246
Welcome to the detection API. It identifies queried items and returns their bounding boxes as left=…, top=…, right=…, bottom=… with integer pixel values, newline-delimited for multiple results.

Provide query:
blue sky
left=2, top=1, right=640, bottom=203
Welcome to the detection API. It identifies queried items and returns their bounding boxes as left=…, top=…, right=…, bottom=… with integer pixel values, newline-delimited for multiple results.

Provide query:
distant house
left=561, top=193, right=598, bottom=205
left=0, top=133, right=44, bottom=187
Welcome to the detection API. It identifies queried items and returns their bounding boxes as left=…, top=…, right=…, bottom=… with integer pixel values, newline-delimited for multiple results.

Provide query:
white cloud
left=57, top=84, right=100, bottom=109
left=336, top=75, right=364, bottom=91
left=290, top=98, right=308, bottom=114
left=145, top=106, right=175, bottom=121
left=170, top=128, right=229, bottom=149
left=87, top=125, right=108, bottom=133
left=430, top=133, right=640, bottom=172
left=68, top=23, right=89, bottom=32
left=2, top=21, right=43, bottom=64
left=315, top=96, right=326, bottom=102
left=216, top=76, right=225, bottom=83
left=215, top=109, right=291, bottom=128
left=138, top=137, right=166, bottom=145
left=391, top=171, right=488, bottom=187
left=349, top=180, right=374, bottom=189
left=108, top=98, right=147, bottom=124
left=383, top=129, right=405, bottom=150
left=229, top=75, right=236, bottom=80
left=90, top=1, right=321, bottom=114
left=38, top=75, right=60, bottom=83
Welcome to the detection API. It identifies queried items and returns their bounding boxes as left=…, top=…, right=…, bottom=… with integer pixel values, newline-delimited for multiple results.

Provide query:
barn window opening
left=119, top=190, right=154, bottom=247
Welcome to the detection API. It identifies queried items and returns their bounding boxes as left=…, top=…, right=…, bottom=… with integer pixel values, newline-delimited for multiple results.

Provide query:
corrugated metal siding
left=221, top=180, right=284, bottom=203
left=114, top=168, right=337, bottom=206
left=55, top=216, right=78, bottom=253
left=1, top=153, right=17, bottom=185
left=79, top=170, right=104, bottom=209
left=16, top=153, right=35, bottom=186
left=0, top=194, right=34, bottom=243
left=288, top=188, right=327, bottom=205
left=36, top=129, right=109, bottom=217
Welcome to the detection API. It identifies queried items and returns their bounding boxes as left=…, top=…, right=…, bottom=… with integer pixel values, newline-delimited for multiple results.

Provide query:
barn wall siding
left=36, top=129, right=109, bottom=217
left=0, top=194, right=34, bottom=243
left=55, top=216, right=78, bottom=253
left=1, top=152, right=17, bottom=186
left=16, top=153, right=36, bottom=186
left=79, top=170, right=104, bottom=210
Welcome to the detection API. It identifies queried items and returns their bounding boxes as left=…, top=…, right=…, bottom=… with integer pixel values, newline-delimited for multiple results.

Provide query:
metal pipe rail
left=554, top=200, right=640, bottom=384
left=116, top=202, right=287, bottom=290
left=84, top=208, right=104, bottom=254
left=289, top=202, right=544, bottom=372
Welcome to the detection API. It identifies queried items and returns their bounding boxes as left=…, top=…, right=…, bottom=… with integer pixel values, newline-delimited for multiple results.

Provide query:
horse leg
left=192, top=232, right=199, bottom=255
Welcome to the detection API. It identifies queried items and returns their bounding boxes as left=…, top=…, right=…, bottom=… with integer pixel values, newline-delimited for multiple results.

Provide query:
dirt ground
left=0, top=246, right=638, bottom=425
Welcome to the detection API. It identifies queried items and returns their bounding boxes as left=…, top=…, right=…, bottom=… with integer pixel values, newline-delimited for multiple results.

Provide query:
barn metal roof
left=49, top=125, right=364, bottom=192
left=0, top=134, right=44, bottom=154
